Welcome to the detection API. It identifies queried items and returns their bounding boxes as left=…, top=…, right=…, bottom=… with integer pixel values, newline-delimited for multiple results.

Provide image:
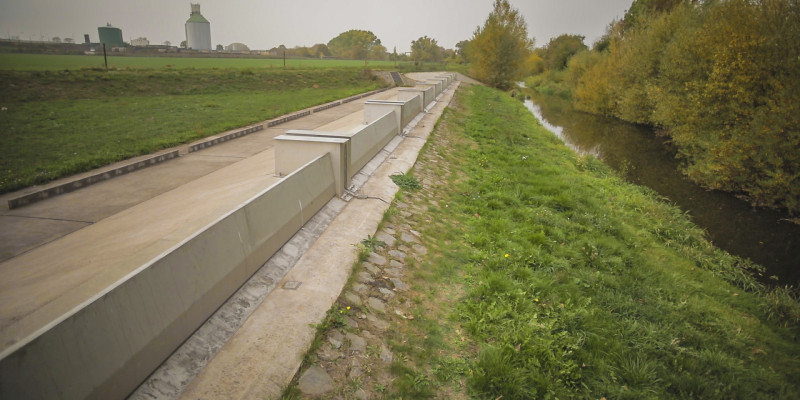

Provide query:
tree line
left=449, top=0, right=799, bottom=213
left=543, top=0, right=799, bottom=213
left=266, top=30, right=462, bottom=64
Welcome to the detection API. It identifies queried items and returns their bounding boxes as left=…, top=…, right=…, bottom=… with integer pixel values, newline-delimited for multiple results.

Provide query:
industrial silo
left=185, top=4, right=211, bottom=51
left=98, top=23, right=124, bottom=47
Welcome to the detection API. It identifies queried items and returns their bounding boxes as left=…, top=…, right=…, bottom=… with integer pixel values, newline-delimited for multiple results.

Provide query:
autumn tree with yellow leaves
left=469, top=0, right=534, bottom=89
left=569, top=0, right=800, bottom=212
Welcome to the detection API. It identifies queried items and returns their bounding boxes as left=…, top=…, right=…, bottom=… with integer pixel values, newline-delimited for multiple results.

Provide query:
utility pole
left=103, top=43, right=108, bottom=71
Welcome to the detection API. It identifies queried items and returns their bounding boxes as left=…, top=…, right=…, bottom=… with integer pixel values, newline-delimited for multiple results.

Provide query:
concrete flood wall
left=422, top=80, right=443, bottom=96
left=350, top=110, right=399, bottom=173
left=398, top=88, right=430, bottom=109
left=0, top=76, right=454, bottom=400
left=276, top=79, right=452, bottom=197
left=0, top=154, right=337, bottom=400
left=364, top=96, right=423, bottom=133
left=281, top=109, right=398, bottom=183
left=275, top=136, right=348, bottom=197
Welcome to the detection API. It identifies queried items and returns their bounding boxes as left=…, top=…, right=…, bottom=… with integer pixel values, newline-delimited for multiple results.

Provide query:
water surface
left=524, top=94, right=799, bottom=287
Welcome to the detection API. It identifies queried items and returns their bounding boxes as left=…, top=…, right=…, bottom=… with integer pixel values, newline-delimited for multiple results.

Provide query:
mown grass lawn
left=0, top=53, right=408, bottom=71
left=300, top=84, right=800, bottom=399
left=0, top=67, right=383, bottom=193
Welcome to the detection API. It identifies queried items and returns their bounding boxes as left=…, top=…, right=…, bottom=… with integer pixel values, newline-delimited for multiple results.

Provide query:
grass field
left=288, top=84, right=800, bottom=399
left=0, top=53, right=470, bottom=193
left=0, top=66, right=384, bottom=193
left=0, top=53, right=413, bottom=71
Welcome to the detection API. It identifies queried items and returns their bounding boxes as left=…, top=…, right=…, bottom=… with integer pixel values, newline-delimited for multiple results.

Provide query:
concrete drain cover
left=282, top=281, right=302, bottom=290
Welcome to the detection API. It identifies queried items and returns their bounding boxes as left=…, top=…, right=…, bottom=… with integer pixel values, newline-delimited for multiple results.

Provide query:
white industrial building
left=185, top=3, right=211, bottom=51
left=225, top=43, right=250, bottom=52
left=130, top=37, right=150, bottom=46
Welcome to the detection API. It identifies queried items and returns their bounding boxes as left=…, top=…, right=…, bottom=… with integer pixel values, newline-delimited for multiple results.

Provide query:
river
left=522, top=93, right=799, bottom=287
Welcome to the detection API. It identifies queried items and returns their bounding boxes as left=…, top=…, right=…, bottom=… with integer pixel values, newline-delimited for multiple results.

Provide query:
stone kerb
left=268, top=110, right=312, bottom=127
left=313, top=101, right=342, bottom=113
left=188, top=125, right=264, bottom=153
left=275, top=135, right=349, bottom=197
left=0, top=154, right=337, bottom=400
left=7, top=150, right=180, bottom=210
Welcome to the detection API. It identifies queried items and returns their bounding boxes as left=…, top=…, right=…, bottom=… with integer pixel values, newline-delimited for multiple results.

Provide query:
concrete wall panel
left=401, top=95, right=423, bottom=127
left=0, top=155, right=337, bottom=400
left=416, top=85, right=435, bottom=107
left=364, top=101, right=401, bottom=132
left=397, top=89, right=425, bottom=107
left=364, top=97, right=421, bottom=132
left=436, top=74, right=454, bottom=86
left=275, top=136, right=348, bottom=197
left=244, top=158, right=335, bottom=271
left=429, top=79, right=445, bottom=95
left=348, top=110, right=398, bottom=175
left=284, top=108, right=398, bottom=182
left=421, top=80, right=443, bottom=96
left=400, top=86, right=435, bottom=108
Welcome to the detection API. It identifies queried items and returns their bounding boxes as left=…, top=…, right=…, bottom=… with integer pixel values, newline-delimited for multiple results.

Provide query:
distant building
left=225, top=42, right=249, bottom=52
left=98, top=23, right=124, bottom=47
left=131, top=37, right=149, bottom=46
left=185, top=3, right=211, bottom=51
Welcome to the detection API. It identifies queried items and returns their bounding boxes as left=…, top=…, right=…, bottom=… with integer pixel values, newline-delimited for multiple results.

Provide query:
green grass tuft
left=390, top=172, right=421, bottom=190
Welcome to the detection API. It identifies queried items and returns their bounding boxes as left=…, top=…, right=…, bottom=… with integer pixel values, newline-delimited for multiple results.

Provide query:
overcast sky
left=0, top=0, right=632, bottom=53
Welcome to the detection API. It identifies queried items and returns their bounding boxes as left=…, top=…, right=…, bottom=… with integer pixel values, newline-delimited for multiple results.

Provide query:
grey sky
left=0, top=0, right=632, bottom=53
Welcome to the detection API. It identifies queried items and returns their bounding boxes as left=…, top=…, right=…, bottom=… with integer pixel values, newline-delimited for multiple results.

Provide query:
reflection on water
left=526, top=101, right=602, bottom=158
left=524, top=95, right=800, bottom=287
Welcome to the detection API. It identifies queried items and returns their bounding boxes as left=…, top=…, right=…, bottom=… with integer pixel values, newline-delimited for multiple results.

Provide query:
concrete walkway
left=0, top=88, right=398, bottom=354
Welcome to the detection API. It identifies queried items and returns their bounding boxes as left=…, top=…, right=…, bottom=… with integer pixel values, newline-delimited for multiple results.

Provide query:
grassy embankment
left=0, top=64, right=383, bottom=193
left=0, top=53, right=468, bottom=74
left=294, top=84, right=800, bottom=399
left=0, top=53, right=407, bottom=71
left=0, top=53, right=469, bottom=193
